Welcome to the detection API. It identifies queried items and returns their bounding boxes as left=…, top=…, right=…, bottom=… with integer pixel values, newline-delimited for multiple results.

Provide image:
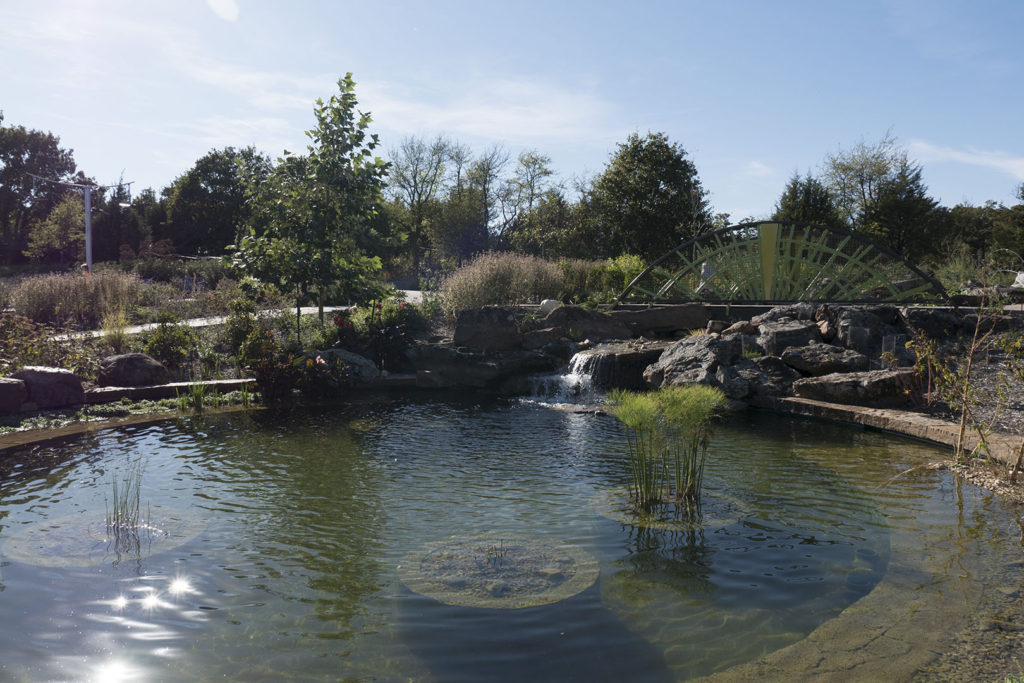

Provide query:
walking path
left=53, top=291, right=425, bottom=341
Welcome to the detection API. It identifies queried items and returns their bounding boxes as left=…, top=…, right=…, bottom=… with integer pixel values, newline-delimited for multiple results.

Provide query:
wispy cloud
left=741, top=160, right=776, bottom=178
left=360, top=78, right=619, bottom=144
left=206, top=0, right=239, bottom=22
left=909, top=140, right=1024, bottom=181
left=159, top=38, right=333, bottom=112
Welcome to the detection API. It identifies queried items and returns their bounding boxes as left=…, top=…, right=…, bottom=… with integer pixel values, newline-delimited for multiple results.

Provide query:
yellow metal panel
left=758, top=223, right=780, bottom=299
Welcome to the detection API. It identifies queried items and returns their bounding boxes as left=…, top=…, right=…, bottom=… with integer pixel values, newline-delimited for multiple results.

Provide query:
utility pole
left=26, top=174, right=133, bottom=274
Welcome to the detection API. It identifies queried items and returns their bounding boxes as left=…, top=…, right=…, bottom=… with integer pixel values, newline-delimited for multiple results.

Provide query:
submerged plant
left=607, top=385, right=727, bottom=514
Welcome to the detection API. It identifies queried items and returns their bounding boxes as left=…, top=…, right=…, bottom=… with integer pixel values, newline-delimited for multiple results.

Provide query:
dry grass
left=10, top=271, right=143, bottom=329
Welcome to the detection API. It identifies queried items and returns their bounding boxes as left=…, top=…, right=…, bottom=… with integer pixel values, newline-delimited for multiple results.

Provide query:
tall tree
left=0, top=112, right=78, bottom=264
left=771, top=172, right=842, bottom=226
left=861, top=159, right=944, bottom=260
left=387, top=135, right=449, bottom=276
left=233, top=74, right=389, bottom=341
left=162, top=146, right=271, bottom=255
left=821, top=131, right=904, bottom=229
left=22, top=193, right=85, bottom=265
left=587, top=132, right=712, bottom=260
left=497, top=150, right=555, bottom=246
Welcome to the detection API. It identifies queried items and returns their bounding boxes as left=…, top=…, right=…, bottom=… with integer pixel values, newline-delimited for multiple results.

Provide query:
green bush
left=0, top=313, right=103, bottom=379
left=143, top=313, right=196, bottom=369
left=222, top=297, right=259, bottom=352
left=11, top=270, right=143, bottom=328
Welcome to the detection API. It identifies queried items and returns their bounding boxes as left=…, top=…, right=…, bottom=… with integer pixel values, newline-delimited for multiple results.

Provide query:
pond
left=0, top=394, right=1022, bottom=681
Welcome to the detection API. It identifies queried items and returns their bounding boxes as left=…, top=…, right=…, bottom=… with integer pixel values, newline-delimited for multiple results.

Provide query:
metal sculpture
left=618, top=221, right=947, bottom=304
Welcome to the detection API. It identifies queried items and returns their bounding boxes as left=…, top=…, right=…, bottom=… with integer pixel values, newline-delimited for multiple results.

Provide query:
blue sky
left=2, top=0, right=1022, bottom=222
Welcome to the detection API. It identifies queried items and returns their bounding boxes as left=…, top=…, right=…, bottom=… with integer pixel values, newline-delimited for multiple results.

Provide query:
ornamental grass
left=607, top=384, right=727, bottom=512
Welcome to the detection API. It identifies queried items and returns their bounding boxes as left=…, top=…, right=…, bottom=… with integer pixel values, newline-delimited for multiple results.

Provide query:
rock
left=706, top=319, right=730, bottom=334
left=962, top=313, right=1020, bottom=334
left=792, top=368, right=918, bottom=407
left=751, top=303, right=816, bottom=325
left=901, top=307, right=964, bottom=338
left=521, top=327, right=564, bottom=351
left=97, top=353, right=168, bottom=387
left=539, top=305, right=632, bottom=342
left=0, top=377, right=27, bottom=414
left=757, top=320, right=821, bottom=356
left=643, top=333, right=742, bottom=389
left=781, top=344, right=870, bottom=376
left=538, top=299, right=562, bottom=316
left=748, top=356, right=804, bottom=396
left=607, top=304, right=709, bottom=336
left=414, top=344, right=558, bottom=389
left=454, top=306, right=522, bottom=350
left=814, top=305, right=910, bottom=357
left=723, top=320, right=758, bottom=336
left=10, top=366, right=85, bottom=409
left=714, top=363, right=752, bottom=399
left=316, top=348, right=380, bottom=383
left=568, top=340, right=671, bottom=390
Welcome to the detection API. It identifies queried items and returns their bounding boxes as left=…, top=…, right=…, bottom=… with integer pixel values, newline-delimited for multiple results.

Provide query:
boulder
left=722, top=320, right=758, bottom=336
left=414, top=344, right=558, bottom=389
left=538, top=299, right=562, bottom=316
left=522, top=327, right=564, bottom=351
left=453, top=307, right=522, bottom=350
left=901, top=307, right=963, bottom=338
left=317, top=348, right=380, bottom=383
left=97, top=353, right=168, bottom=387
left=781, top=344, right=870, bottom=376
left=706, top=319, right=730, bottom=334
left=756, top=320, right=821, bottom=356
left=750, top=303, right=816, bottom=325
left=734, top=356, right=803, bottom=398
left=643, top=333, right=742, bottom=388
left=792, top=368, right=918, bottom=407
left=814, top=305, right=909, bottom=356
left=568, top=340, right=671, bottom=390
left=10, top=366, right=85, bottom=409
left=538, top=305, right=632, bottom=342
left=607, top=304, right=710, bottom=336
left=0, top=377, right=27, bottom=414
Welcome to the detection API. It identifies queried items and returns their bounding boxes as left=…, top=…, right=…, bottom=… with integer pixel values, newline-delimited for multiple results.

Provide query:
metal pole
left=84, top=185, right=92, bottom=274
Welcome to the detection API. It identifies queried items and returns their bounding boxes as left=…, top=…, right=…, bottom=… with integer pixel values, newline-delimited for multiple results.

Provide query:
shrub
left=439, top=252, right=564, bottom=315
left=439, top=252, right=648, bottom=315
left=222, top=297, right=259, bottom=353
left=11, top=270, right=143, bottom=328
left=143, top=313, right=196, bottom=369
left=0, top=313, right=103, bottom=379
left=101, top=309, right=132, bottom=355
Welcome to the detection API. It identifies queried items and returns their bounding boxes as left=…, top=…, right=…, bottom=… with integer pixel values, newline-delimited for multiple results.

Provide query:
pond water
left=0, top=395, right=1022, bottom=681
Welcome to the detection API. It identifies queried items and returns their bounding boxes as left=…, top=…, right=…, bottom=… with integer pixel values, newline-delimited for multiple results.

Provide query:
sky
left=1, top=0, right=1022, bottom=222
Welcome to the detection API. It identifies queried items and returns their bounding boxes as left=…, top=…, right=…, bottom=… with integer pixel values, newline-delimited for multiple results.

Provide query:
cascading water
left=521, top=341, right=670, bottom=406
left=521, top=351, right=606, bottom=406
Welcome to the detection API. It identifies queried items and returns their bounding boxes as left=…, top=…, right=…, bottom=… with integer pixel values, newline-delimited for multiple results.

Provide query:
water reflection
left=0, top=401, right=1022, bottom=679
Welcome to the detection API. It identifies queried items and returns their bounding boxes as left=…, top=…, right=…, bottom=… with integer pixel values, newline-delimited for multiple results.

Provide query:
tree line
left=3, top=83, right=1024, bottom=287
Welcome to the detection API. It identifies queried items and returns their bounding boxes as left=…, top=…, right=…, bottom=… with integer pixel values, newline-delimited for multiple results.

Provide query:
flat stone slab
left=754, top=395, right=1022, bottom=466
left=86, top=378, right=256, bottom=403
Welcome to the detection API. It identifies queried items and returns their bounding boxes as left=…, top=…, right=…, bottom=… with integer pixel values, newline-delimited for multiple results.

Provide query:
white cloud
left=206, top=0, right=240, bottom=22
left=741, top=160, right=776, bottom=178
left=359, top=78, right=619, bottom=144
left=909, top=140, right=1024, bottom=181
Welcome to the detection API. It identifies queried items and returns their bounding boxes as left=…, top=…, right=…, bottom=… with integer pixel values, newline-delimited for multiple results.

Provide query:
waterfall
left=521, top=351, right=603, bottom=406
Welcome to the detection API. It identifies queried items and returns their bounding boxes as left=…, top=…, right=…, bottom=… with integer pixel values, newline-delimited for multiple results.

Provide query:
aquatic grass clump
left=607, top=385, right=727, bottom=513
left=104, top=459, right=150, bottom=546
